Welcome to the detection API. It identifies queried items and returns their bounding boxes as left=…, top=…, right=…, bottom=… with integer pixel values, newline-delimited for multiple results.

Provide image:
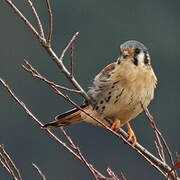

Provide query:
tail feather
left=43, top=104, right=88, bottom=129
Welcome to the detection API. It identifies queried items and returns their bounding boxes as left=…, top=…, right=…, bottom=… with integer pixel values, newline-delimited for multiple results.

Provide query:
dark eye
left=135, top=48, right=141, bottom=54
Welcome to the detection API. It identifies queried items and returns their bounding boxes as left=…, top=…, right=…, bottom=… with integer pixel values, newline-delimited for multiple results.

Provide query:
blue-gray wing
left=87, top=63, right=116, bottom=107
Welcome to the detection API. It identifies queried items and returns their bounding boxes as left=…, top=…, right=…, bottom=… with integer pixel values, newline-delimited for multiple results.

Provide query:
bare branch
left=60, top=128, right=105, bottom=179
left=4, top=0, right=42, bottom=41
left=59, top=127, right=77, bottom=149
left=0, top=144, right=22, bottom=180
left=117, top=128, right=169, bottom=178
left=45, top=32, right=91, bottom=101
left=42, top=44, right=91, bottom=102
left=22, top=59, right=81, bottom=94
left=0, top=152, right=14, bottom=177
left=60, top=127, right=101, bottom=180
left=76, top=147, right=99, bottom=180
left=32, top=163, right=46, bottom=180
left=27, top=0, right=45, bottom=39
left=154, top=140, right=165, bottom=162
left=141, top=103, right=165, bottom=163
left=45, top=0, right=53, bottom=45
left=0, top=78, right=76, bottom=158
left=142, top=106, right=177, bottom=178
left=120, top=172, right=127, bottom=180
left=70, top=44, right=74, bottom=78
left=59, top=32, right=79, bottom=61
left=4, top=0, right=90, bottom=102
left=107, top=167, right=120, bottom=180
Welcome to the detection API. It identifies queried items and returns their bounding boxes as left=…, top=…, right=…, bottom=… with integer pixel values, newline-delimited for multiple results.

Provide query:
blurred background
left=0, top=0, right=180, bottom=179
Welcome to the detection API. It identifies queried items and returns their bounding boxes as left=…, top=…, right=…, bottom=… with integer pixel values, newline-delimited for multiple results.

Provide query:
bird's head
left=117, top=40, right=151, bottom=69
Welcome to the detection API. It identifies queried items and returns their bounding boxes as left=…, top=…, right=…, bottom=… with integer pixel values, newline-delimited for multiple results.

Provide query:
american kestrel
left=43, top=40, right=157, bottom=146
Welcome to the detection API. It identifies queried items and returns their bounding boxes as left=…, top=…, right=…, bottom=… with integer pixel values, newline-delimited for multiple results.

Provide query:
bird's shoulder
left=94, top=62, right=116, bottom=82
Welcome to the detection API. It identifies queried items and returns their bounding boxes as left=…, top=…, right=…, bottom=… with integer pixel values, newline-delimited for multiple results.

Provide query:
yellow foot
left=111, top=118, right=121, bottom=132
left=126, top=122, right=137, bottom=147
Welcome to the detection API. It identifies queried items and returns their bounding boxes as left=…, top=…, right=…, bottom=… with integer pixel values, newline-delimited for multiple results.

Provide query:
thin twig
left=120, top=172, right=127, bottom=180
left=117, top=128, right=169, bottom=178
left=142, top=106, right=177, bottom=178
left=27, top=0, right=45, bottom=39
left=89, top=164, right=108, bottom=180
left=70, top=44, right=74, bottom=78
left=0, top=152, right=13, bottom=176
left=154, top=140, right=165, bottom=163
left=60, top=127, right=101, bottom=180
left=76, top=147, right=99, bottom=180
left=60, top=127, right=76, bottom=149
left=43, top=33, right=90, bottom=101
left=32, top=163, right=46, bottom=180
left=59, top=32, right=79, bottom=61
left=107, top=167, right=120, bottom=180
left=4, top=0, right=42, bottom=41
left=0, top=144, right=22, bottom=180
left=153, top=128, right=165, bottom=163
left=141, top=103, right=165, bottom=162
left=22, top=59, right=81, bottom=94
left=45, top=0, right=52, bottom=45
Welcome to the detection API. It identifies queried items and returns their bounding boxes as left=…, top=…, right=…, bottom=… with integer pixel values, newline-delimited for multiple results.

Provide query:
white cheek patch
left=137, top=52, right=145, bottom=67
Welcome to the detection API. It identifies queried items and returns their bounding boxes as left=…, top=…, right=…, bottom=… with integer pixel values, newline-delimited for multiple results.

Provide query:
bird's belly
left=100, top=87, right=153, bottom=126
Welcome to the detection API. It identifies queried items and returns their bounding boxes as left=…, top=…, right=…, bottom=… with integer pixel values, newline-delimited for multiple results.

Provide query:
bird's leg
left=111, top=118, right=137, bottom=146
left=111, top=117, right=121, bottom=132
left=126, top=122, right=136, bottom=146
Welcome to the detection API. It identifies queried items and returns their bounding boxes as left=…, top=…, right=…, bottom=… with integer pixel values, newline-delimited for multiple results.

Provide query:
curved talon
left=111, top=119, right=137, bottom=146
left=126, top=122, right=137, bottom=147
left=111, top=118, right=121, bottom=132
